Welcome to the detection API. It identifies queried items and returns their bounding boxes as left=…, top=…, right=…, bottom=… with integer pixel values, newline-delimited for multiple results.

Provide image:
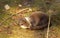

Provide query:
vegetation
left=0, top=0, right=60, bottom=38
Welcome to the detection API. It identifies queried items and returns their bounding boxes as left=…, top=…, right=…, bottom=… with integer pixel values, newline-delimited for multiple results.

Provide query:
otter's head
left=19, top=17, right=31, bottom=29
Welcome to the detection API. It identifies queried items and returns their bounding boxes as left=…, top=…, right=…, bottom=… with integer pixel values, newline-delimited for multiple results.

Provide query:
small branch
left=46, top=13, right=51, bottom=38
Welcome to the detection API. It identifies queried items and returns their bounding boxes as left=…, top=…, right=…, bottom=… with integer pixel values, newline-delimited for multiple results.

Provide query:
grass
left=0, top=10, right=60, bottom=38
left=0, top=0, right=60, bottom=38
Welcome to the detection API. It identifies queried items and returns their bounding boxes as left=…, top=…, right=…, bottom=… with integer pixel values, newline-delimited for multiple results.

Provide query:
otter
left=19, top=11, right=49, bottom=30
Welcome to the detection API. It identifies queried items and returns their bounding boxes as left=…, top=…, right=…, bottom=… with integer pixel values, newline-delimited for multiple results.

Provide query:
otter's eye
left=21, top=24, right=24, bottom=25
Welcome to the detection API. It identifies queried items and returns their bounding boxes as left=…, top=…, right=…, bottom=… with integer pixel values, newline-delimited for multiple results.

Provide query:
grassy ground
left=0, top=0, right=60, bottom=37
left=0, top=8, right=60, bottom=38
left=0, top=24, right=60, bottom=38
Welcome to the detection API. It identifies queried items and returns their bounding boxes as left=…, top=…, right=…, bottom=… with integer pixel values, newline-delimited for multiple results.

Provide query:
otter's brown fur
left=19, top=11, right=49, bottom=30
left=29, top=11, right=49, bottom=30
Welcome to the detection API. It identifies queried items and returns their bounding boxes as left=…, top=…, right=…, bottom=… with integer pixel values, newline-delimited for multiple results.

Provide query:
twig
left=46, top=13, right=51, bottom=38
left=0, top=8, right=30, bottom=26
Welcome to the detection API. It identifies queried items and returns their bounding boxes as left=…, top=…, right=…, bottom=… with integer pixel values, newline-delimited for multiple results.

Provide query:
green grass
left=0, top=0, right=60, bottom=38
